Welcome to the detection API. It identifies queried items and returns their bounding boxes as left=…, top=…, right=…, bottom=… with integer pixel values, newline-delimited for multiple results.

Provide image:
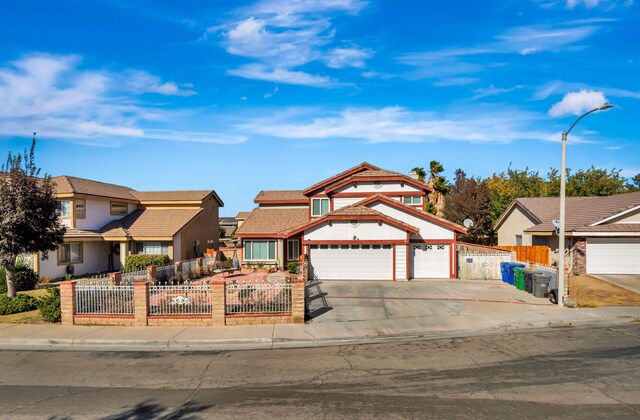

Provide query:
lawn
left=569, top=275, right=640, bottom=308
left=0, top=288, right=49, bottom=324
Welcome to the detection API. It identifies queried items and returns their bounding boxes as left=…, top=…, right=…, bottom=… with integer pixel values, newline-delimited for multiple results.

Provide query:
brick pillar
left=60, top=281, right=76, bottom=325
left=174, top=261, right=182, bottom=279
left=109, top=272, right=122, bottom=286
left=196, top=258, right=204, bottom=276
left=291, top=279, right=305, bottom=323
left=133, top=282, right=149, bottom=326
left=147, top=265, right=157, bottom=284
left=210, top=280, right=226, bottom=326
left=572, top=237, right=586, bottom=275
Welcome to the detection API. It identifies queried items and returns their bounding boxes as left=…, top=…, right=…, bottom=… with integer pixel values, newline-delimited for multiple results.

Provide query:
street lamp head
left=598, top=103, right=614, bottom=111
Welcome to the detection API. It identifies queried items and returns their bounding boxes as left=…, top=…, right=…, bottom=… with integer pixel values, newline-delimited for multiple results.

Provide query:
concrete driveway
left=307, top=279, right=554, bottom=324
left=592, top=275, right=640, bottom=294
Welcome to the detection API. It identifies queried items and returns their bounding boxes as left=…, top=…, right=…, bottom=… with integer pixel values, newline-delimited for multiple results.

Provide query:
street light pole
left=557, top=103, right=614, bottom=306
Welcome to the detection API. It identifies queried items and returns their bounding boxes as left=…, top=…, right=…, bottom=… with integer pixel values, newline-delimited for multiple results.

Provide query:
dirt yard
left=569, top=275, right=640, bottom=307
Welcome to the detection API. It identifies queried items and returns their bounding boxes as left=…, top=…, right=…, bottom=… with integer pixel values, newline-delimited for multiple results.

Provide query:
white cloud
left=211, top=0, right=370, bottom=86
left=325, top=47, right=372, bottom=69
left=534, top=80, right=640, bottom=101
left=471, top=84, right=523, bottom=99
left=567, top=0, right=601, bottom=8
left=0, top=53, right=243, bottom=145
left=548, top=89, right=609, bottom=117
left=397, top=20, right=603, bottom=84
left=237, top=106, right=561, bottom=144
left=228, top=64, right=339, bottom=87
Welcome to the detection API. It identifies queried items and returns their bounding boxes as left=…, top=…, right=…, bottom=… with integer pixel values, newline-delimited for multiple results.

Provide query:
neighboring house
left=494, top=192, right=640, bottom=275
left=235, top=162, right=466, bottom=280
left=219, top=216, right=238, bottom=238
left=35, top=176, right=223, bottom=280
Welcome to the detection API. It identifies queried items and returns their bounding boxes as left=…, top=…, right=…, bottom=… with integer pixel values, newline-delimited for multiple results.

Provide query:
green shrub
left=0, top=264, right=38, bottom=294
left=286, top=261, right=300, bottom=274
left=37, top=287, right=61, bottom=323
left=0, top=294, right=38, bottom=315
left=124, top=254, right=171, bottom=271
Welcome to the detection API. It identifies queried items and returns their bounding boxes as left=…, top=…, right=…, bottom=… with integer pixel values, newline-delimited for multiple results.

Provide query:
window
left=403, top=196, right=422, bottom=205
left=515, top=235, right=523, bottom=246
left=287, top=239, right=300, bottom=261
left=75, top=199, right=86, bottom=219
left=110, top=201, right=128, bottom=216
left=135, top=242, right=170, bottom=255
left=311, top=198, right=329, bottom=216
left=56, top=200, right=71, bottom=218
left=58, top=243, right=83, bottom=264
left=244, top=240, right=276, bottom=260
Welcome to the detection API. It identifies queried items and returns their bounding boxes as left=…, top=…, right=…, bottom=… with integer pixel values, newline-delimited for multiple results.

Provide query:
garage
left=586, top=238, right=640, bottom=274
left=410, top=244, right=450, bottom=278
left=309, top=244, right=393, bottom=280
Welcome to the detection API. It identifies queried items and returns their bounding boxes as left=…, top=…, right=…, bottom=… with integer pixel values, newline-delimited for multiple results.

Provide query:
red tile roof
left=234, top=208, right=309, bottom=237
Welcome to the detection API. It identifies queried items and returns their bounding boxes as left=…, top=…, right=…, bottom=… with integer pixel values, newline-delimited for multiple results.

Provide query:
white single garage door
left=410, top=244, right=450, bottom=278
left=586, top=238, right=640, bottom=274
left=310, top=244, right=393, bottom=280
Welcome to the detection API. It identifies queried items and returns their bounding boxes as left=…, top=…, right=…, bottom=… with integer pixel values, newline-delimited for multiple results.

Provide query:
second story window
left=311, top=198, right=329, bottom=217
left=75, top=199, right=86, bottom=219
left=110, top=201, right=128, bottom=216
left=403, top=196, right=422, bottom=205
left=56, top=200, right=71, bottom=218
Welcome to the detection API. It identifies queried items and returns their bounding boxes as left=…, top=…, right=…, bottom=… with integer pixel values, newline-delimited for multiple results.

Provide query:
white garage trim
left=309, top=244, right=394, bottom=280
left=586, top=238, right=640, bottom=275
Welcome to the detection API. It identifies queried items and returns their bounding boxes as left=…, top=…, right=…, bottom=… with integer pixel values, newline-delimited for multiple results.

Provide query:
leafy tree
left=0, top=135, right=65, bottom=297
left=218, top=226, right=227, bottom=239
left=444, top=170, right=494, bottom=245
left=627, top=173, right=640, bottom=191
left=426, top=160, right=449, bottom=217
left=566, top=166, right=629, bottom=196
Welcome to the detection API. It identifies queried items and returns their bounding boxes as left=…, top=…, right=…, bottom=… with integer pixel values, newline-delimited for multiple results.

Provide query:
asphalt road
left=1, top=325, right=639, bottom=419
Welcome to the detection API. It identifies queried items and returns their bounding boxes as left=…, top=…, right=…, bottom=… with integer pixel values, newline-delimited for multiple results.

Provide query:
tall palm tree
left=427, top=160, right=449, bottom=217
left=411, top=167, right=427, bottom=182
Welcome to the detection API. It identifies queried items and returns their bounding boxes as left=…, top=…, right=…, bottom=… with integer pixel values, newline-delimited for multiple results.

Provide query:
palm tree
left=427, top=160, right=449, bottom=217
left=411, top=167, right=427, bottom=182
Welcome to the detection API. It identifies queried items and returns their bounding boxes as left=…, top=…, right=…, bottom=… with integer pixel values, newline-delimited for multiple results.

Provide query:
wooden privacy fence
left=496, top=246, right=550, bottom=265
left=458, top=252, right=513, bottom=280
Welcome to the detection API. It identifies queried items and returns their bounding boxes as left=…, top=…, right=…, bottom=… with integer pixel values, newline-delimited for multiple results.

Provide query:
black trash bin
left=523, top=270, right=539, bottom=294
left=532, top=273, right=550, bottom=298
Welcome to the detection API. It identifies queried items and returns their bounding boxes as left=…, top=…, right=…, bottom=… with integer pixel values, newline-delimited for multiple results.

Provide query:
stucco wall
left=38, top=241, right=112, bottom=280
left=609, top=207, right=640, bottom=224
left=75, top=197, right=137, bottom=230
left=333, top=197, right=364, bottom=210
left=305, top=220, right=406, bottom=241
left=368, top=202, right=455, bottom=240
left=497, top=206, right=537, bottom=246
left=334, top=181, right=422, bottom=194
left=178, top=196, right=220, bottom=260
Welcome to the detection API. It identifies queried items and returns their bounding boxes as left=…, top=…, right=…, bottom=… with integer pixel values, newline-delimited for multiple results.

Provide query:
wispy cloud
left=396, top=20, right=605, bottom=84
left=237, top=106, right=566, bottom=144
left=548, top=89, right=609, bottom=117
left=210, top=0, right=370, bottom=86
left=0, top=53, right=244, bottom=145
left=534, top=80, right=640, bottom=100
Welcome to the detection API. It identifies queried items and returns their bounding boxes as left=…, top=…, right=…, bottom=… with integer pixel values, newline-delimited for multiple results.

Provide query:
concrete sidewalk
left=1, top=305, right=639, bottom=351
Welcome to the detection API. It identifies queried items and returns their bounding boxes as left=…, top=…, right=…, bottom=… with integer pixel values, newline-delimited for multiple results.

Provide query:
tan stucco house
left=35, top=176, right=223, bottom=280
left=495, top=193, right=640, bottom=275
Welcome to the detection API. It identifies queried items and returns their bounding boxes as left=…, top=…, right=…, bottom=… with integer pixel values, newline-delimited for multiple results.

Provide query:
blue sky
left=1, top=0, right=638, bottom=215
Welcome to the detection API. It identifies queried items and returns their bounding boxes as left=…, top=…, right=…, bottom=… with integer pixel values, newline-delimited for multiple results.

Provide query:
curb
left=0, top=315, right=636, bottom=352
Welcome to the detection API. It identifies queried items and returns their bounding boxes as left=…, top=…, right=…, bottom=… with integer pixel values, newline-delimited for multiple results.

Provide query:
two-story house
left=235, top=162, right=466, bottom=280
left=35, top=176, right=223, bottom=280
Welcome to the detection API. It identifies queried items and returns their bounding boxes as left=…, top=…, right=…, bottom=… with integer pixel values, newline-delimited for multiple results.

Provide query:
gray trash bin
left=532, top=274, right=550, bottom=298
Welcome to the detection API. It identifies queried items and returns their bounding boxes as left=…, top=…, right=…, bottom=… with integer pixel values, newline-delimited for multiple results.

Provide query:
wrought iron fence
left=74, top=273, right=111, bottom=286
left=225, top=281, right=291, bottom=314
left=155, top=264, right=176, bottom=284
left=148, top=285, right=212, bottom=315
left=181, top=258, right=198, bottom=278
left=75, top=285, right=135, bottom=315
left=121, top=269, right=147, bottom=285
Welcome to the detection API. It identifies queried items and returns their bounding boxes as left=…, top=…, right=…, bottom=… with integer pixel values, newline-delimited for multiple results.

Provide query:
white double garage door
left=586, top=238, right=640, bottom=274
left=309, top=243, right=450, bottom=280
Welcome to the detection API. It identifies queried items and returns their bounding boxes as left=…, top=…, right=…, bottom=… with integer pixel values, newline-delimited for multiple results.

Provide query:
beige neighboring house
left=494, top=192, right=640, bottom=275
left=35, top=176, right=223, bottom=280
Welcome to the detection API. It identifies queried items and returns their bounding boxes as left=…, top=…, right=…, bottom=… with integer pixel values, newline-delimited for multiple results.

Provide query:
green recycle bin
left=514, top=267, right=525, bottom=291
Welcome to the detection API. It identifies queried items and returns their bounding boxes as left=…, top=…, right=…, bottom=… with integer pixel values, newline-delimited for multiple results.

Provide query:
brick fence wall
left=60, top=278, right=306, bottom=327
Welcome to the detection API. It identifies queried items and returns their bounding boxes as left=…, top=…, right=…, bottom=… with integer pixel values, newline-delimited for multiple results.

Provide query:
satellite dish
left=552, top=219, right=560, bottom=229
left=463, top=219, right=474, bottom=228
